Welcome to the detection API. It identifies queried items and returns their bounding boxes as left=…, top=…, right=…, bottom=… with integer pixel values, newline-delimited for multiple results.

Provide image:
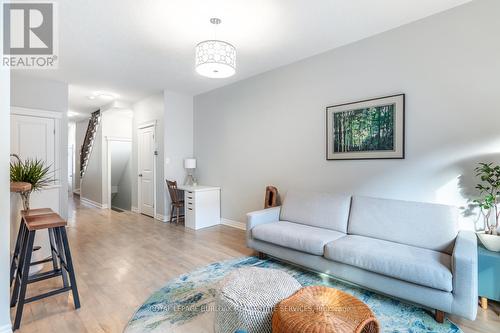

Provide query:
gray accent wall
left=164, top=90, right=194, bottom=214
left=194, top=0, right=500, bottom=224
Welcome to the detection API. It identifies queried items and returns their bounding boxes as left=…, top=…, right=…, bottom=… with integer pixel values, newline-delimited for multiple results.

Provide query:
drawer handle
left=188, top=202, right=192, bottom=205
left=187, top=191, right=193, bottom=194
left=188, top=208, right=193, bottom=211
left=187, top=196, right=193, bottom=199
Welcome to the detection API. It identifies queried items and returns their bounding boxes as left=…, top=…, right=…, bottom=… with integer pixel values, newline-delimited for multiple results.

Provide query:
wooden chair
left=265, top=185, right=279, bottom=208
left=166, top=180, right=184, bottom=224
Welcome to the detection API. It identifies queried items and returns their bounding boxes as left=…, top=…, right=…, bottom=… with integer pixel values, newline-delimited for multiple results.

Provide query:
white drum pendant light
left=195, top=18, right=236, bottom=78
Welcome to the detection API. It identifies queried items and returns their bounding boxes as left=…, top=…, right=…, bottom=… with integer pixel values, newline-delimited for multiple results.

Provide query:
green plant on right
left=474, top=162, right=500, bottom=235
left=10, top=158, right=54, bottom=210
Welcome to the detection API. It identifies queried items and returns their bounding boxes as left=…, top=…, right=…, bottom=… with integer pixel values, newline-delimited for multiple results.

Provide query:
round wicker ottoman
left=272, top=286, right=379, bottom=333
left=215, top=267, right=301, bottom=333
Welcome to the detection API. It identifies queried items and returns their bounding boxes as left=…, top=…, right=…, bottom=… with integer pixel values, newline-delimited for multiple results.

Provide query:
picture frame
left=326, top=94, right=405, bottom=160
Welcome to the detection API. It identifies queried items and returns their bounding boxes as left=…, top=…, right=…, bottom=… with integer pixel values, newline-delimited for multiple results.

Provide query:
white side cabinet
left=177, top=185, right=221, bottom=230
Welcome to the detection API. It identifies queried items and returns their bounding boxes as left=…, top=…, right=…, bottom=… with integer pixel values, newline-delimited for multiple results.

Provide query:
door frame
left=11, top=107, right=61, bottom=183
left=106, top=136, right=132, bottom=210
left=11, top=107, right=64, bottom=215
left=137, top=121, right=157, bottom=218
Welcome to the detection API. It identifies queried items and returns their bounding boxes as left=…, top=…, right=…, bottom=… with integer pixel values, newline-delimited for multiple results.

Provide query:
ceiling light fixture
left=195, top=18, right=236, bottom=79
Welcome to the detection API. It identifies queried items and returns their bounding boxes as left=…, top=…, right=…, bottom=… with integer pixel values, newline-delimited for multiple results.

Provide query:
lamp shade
left=184, top=158, right=197, bottom=169
left=195, top=40, right=236, bottom=78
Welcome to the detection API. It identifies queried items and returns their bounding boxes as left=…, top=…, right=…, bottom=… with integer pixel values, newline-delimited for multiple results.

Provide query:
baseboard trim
left=0, top=323, right=12, bottom=333
left=221, top=218, right=246, bottom=230
left=155, top=213, right=169, bottom=222
left=130, top=208, right=168, bottom=222
left=80, top=197, right=107, bottom=209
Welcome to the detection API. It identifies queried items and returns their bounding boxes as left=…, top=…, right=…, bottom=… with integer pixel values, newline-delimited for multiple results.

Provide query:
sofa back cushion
left=280, top=191, right=351, bottom=233
left=348, top=196, right=459, bottom=254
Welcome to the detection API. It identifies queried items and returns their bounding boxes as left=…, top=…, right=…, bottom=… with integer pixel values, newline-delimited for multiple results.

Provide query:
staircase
left=80, top=110, right=101, bottom=178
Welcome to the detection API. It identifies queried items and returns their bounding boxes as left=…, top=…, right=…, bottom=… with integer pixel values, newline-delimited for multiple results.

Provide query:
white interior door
left=138, top=126, right=155, bottom=217
left=11, top=114, right=56, bottom=172
left=11, top=112, right=58, bottom=271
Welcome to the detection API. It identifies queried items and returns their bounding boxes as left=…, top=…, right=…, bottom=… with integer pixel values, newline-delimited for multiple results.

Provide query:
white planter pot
left=477, top=232, right=500, bottom=252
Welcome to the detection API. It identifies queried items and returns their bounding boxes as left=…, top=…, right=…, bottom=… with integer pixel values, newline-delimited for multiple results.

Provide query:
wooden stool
left=10, top=211, right=80, bottom=330
left=10, top=208, right=53, bottom=286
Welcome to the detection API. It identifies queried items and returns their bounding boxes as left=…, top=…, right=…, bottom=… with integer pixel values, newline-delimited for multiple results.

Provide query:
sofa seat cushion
left=324, top=235, right=453, bottom=292
left=252, top=221, right=346, bottom=256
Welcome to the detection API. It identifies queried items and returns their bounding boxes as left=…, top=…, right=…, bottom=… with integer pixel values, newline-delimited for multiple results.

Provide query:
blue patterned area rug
left=124, top=256, right=461, bottom=333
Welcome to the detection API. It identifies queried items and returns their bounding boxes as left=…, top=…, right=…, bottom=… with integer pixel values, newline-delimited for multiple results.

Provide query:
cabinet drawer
left=185, top=205, right=195, bottom=229
left=185, top=191, right=195, bottom=203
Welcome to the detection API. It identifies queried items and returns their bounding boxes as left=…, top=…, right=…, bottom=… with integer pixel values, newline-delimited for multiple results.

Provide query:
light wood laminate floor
left=10, top=197, right=499, bottom=332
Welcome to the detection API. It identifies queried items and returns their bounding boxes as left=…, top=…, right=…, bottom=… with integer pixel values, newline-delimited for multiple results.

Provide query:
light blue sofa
left=246, top=191, right=478, bottom=321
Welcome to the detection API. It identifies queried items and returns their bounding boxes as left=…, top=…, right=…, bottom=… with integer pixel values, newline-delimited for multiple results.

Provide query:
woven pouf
left=272, top=286, right=380, bottom=333
left=215, top=267, right=301, bottom=333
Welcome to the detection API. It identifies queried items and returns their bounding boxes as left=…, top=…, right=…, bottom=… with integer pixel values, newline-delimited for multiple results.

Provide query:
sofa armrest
left=451, top=230, right=478, bottom=320
left=246, top=206, right=281, bottom=240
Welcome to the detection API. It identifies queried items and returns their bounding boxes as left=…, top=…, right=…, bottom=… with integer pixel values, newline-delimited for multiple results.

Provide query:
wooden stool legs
left=12, top=230, right=35, bottom=330
left=59, top=227, right=80, bottom=308
left=10, top=224, right=80, bottom=330
left=10, top=220, right=27, bottom=286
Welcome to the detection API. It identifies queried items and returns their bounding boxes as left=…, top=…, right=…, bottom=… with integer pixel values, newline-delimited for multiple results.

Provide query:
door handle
left=138, top=174, right=143, bottom=177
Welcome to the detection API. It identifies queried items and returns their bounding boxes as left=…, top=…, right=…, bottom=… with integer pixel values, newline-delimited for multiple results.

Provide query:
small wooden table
left=478, top=244, right=500, bottom=309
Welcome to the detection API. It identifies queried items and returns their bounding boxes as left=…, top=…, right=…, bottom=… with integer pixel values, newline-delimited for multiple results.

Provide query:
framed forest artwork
left=326, top=94, right=405, bottom=160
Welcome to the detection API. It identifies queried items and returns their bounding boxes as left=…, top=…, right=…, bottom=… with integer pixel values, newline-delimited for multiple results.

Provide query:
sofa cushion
left=324, top=235, right=453, bottom=292
left=252, top=221, right=346, bottom=255
left=280, top=191, right=351, bottom=233
left=348, top=196, right=458, bottom=254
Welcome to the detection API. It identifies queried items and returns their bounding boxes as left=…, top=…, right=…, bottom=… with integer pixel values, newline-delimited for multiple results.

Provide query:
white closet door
left=138, top=125, right=155, bottom=217
left=11, top=114, right=56, bottom=172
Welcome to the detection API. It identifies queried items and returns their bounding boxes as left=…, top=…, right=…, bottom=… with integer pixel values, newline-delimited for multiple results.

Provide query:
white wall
left=194, top=0, right=500, bottom=226
left=164, top=90, right=194, bottom=211
left=0, top=13, right=12, bottom=329
left=10, top=73, right=69, bottom=219
left=132, top=94, right=166, bottom=217
left=101, top=107, right=133, bottom=138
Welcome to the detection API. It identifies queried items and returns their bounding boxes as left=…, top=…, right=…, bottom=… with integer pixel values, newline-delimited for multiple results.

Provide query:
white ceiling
left=16, top=0, right=472, bottom=116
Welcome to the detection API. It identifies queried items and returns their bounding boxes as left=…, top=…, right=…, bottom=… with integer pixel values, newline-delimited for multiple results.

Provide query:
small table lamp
left=184, top=158, right=197, bottom=185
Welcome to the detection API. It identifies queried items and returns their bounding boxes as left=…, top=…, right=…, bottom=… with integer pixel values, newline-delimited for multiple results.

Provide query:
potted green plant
left=474, top=162, right=500, bottom=251
left=10, top=157, right=54, bottom=210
